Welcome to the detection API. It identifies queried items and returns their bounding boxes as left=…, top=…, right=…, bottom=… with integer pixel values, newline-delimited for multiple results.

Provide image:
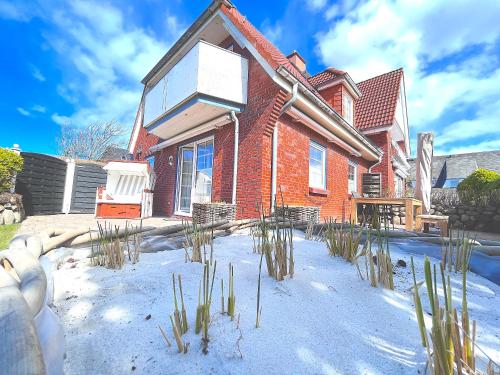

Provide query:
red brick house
left=128, top=0, right=410, bottom=220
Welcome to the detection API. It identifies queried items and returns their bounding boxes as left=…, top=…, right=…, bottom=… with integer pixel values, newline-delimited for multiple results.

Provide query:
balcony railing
left=143, top=41, right=248, bottom=139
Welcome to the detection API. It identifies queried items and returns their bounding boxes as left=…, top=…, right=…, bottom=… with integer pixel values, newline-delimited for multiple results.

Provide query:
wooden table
left=351, top=197, right=423, bottom=231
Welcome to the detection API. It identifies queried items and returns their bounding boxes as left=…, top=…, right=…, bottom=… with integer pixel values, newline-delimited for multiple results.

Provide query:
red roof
left=308, top=68, right=345, bottom=87
left=355, top=68, right=403, bottom=130
left=220, top=4, right=320, bottom=96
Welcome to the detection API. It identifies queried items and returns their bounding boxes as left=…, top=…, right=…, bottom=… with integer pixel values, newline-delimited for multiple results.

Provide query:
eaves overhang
left=276, top=65, right=382, bottom=160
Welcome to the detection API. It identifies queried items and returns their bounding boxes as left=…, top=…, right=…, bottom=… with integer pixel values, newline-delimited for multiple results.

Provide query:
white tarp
left=415, top=132, right=434, bottom=214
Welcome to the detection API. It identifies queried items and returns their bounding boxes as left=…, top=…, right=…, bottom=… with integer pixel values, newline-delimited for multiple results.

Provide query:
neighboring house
left=99, top=146, right=132, bottom=161
left=128, top=0, right=411, bottom=219
left=408, top=150, right=500, bottom=189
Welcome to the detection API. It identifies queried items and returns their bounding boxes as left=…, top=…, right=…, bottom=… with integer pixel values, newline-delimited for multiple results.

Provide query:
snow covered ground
left=52, top=230, right=500, bottom=375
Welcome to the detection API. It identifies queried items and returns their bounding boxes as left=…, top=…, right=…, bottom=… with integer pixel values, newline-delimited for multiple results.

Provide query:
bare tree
left=58, top=120, right=125, bottom=160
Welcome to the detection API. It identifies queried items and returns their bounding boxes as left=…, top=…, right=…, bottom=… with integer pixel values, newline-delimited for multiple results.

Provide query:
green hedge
left=0, top=148, right=23, bottom=192
left=457, top=168, right=500, bottom=204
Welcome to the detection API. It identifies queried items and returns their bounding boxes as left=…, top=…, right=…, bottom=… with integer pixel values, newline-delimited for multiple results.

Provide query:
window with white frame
left=348, top=160, right=357, bottom=193
left=342, top=93, right=354, bottom=125
left=394, top=175, right=404, bottom=198
left=309, top=141, right=326, bottom=189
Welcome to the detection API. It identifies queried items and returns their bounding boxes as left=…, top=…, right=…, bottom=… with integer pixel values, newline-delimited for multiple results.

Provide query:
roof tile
left=354, top=68, right=403, bottom=130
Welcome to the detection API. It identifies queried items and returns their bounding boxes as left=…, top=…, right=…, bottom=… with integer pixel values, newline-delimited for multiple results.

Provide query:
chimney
left=287, top=51, right=306, bottom=73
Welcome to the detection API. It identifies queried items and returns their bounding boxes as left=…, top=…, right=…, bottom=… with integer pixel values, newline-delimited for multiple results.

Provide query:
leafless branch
left=57, top=120, right=125, bottom=160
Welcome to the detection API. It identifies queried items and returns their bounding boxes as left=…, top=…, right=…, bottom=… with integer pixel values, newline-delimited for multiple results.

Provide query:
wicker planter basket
left=192, top=202, right=237, bottom=224
left=275, top=205, right=320, bottom=224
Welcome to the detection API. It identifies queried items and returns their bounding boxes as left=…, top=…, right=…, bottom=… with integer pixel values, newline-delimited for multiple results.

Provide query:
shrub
left=0, top=148, right=23, bottom=192
left=457, top=168, right=500, bottom=205
left=457, top=168, right=500, bottom=193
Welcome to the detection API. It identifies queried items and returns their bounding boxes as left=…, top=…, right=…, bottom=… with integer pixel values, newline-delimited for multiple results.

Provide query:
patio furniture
left=95, top=161, right=155, bottom=219
left=351, top=197, right=423, bottom=231
left=415, top=214, right=449, bottom=237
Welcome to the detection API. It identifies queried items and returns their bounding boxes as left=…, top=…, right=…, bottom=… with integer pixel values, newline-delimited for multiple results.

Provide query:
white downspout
left=230, top=111, right=239, bottom=205
left=368, top=153, right=383, bottom=173
left=272, top=83, right=299, bottom=211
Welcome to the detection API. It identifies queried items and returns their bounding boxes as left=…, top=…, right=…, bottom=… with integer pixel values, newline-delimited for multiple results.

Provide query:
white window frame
left=175, top=135, right=214, bottom=216
left=348, top=160, right=358, bottom=193
left=342, top=93, right=354, bottom=125
left=309, top=141, right=327, bottom=190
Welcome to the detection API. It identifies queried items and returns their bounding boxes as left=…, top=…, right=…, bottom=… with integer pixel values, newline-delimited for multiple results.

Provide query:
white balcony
left=143, top=41, right=248, bottom=139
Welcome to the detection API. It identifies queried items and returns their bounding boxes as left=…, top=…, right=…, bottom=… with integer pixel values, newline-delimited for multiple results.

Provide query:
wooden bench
left=415, top=214, right=449, bottom=236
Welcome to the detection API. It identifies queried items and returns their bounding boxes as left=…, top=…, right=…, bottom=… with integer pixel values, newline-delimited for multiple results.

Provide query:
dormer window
left=342, top=93, right=353, bottom=125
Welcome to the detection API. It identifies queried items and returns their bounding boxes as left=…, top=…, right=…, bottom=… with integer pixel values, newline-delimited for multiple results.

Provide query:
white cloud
left=306, top=0, right=328, bottom=11
left=261, top=19, right=283, bottom=45
left=31, top=104, right=46, bottom=113
left=441, top=139, right=500, bottom=156
left=315, top=0, right=500, bottom=154
left=0, top=1, right=34, bottom=21
left=51, top=113, right=71, bottom=126
left=35, top=0, right=182, bottom=132
left=17, top=107, right=30, bottom=116
left=29, top=64, right=46, bottom=82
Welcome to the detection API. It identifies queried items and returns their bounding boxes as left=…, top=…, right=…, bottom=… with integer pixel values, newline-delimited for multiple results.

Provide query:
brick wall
left=276, top=114, right=369, bottom=220
left=367, top=131, right=394, bottom=194
left=217, top=37, right=284, bottom=219
left=132, top=126, right=160, bottom=160
left=318, top=84, right=343, bottom=116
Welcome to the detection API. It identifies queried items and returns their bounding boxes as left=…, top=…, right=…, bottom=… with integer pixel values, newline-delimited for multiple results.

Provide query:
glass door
left=175, top=138, right=214, bottom=214
left=177, top=146, right=194, bottom=213
left=193, top=140, right=213, bottom=204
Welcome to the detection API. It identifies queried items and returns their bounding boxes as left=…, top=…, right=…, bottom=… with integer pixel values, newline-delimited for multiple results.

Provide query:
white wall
left=143, top=41, right=248, bottom=126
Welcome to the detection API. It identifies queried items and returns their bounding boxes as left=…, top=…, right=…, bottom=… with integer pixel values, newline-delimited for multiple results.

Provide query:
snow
left=52, top=230, right=500, bottom=374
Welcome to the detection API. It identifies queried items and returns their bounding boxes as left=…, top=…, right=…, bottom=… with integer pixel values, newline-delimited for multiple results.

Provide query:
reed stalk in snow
left=410, top=256, right=499, bottom=374
left=221, top=279, right=225, bottom=314
left=178, top=274, right=188, bottom=334
left=375, top=229, right=394, bottom=290
left=169, top=315, right=184, bottom=353
left=199, top=260, right=217, bottom=354
left=182, top=220, right=212, bottom=263
left=256, top=251, right=264, bottom=328
left=441, top=228, right=474, bottom=273
left=172, top=273, right=183, bottom=335
left=158, top=325, right=172, bottom=348
left=255, top=195, right=295, bottom=281
left=91, top=221, right=125, bottom=269
left=227, top=263, right=236, bottom=320
left=195, top=280, right=203, bottom=334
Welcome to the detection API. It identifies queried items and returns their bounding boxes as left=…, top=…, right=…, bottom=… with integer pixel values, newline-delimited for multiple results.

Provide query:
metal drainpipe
left=230, top=111, right=239, bottom=205
left=271, top=83, right=299, bottom=211
left=368, top=153, right=383, bottom=173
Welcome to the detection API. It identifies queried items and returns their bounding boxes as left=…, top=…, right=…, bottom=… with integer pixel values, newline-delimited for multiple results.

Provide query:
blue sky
left=1, top=0, right=499, bottom=156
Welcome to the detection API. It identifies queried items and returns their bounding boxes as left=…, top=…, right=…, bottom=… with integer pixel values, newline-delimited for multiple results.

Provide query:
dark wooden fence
left=14, top=153, right=107, bottom=216
left=70, top=163, right=107, bottom=213
left=15, top=153, right=67, bottom=215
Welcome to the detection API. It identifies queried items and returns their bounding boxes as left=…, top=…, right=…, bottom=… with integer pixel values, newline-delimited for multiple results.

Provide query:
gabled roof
left=408, top=150, right=500, bottom=182
left=355, top=68, right=403, bottom=130
left=308, top=68, right=345, bottom=87
left=220, top=4, right=317, bottom=94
